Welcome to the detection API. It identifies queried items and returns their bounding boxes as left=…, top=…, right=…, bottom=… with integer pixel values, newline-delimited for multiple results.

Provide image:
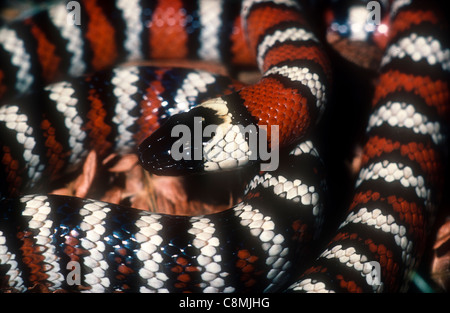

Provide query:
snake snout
left=138, top=108, right=219, bottom=176
left=138, top=118, right=196, bottom=176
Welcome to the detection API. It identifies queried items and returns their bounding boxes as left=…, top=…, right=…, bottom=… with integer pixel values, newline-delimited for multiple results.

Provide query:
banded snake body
left=0, top=0, right=448, bottom=293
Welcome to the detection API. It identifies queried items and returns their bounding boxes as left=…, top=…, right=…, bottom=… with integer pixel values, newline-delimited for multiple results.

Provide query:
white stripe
left=288, top=278, right=335, bottom=293
left=0, top=27, right=34, bottom=93
left=0, top=230, right=25, bottom=291
left=0, top=105, right=43, bottom=183
left=247, top=172, right=321, bottom=215
left=319, top=244, right=384, bottom=292
left=367, top=101, right=444, bottom=145
left=203, top=122, right=251, bottom=172
left=339, top=208, right=414, bottom=265
left=257, top=27, right=317, bottom=70
left=79, top=201, right=111, bottom=293
left=356, top=161, right=430, bottom=202
left=111, top=66, right=140, bottom=151
left=382, top=33, right=450, bottom=71
left=188, top=217, right=228, bottom=292
left=264, top=65, right=326, bottom=111
left=46, top=81, right=87, bottom=164
left=117, top=0, right=143, bottom=60
left=134, top=214, right=168, bottom=293
left=233, top=202, right=290, bottom=292
left=172, top=71, right=217, bottom=116
left=289, top=140, right=319, bottom=157
left=198, top=0, right=223, bottom=61
left=49, top=4, right=86, bottom=77
left=20, top=195, right=65, bottom=289
left=199, top=98, right=243, bottom=172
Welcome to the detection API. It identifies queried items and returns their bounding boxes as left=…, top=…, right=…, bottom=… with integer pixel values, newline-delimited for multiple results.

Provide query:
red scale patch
left=84, top=0, right=118, bottom=70
left=263, top=45, right=331, bottom=78
left=239, top=77, right=310, bottom=147
left=85, top=87, right=112, bottom=156
left=1, top=145, right=22, bottom=196
left=246, top=6, right=304, bottom=52
left=373, top=71, right=450, bottom=118
left=389, top=10, right=439, bottom=41
left=236, top=249, right=261, bottom=289
left=0, top=70, right=8, bottom=99
left=387, top=195, right=425, bottom=239
left=135, top=82, right=164, bottom=145
left=40, top=119, right=68, bottom=178
left=363, top=238, right=401, bottom=291
left=349, top=190, right=425, bottom=242
left=362, top=136, right=401, bottom=165
left=17, top=231, right=49, bottom=286
left=171, top=256, right=199, bottom=291
left=291, top=219, right=312, bottom=243
left=362, top=136, right=442, bottom=185
left=25, top=19, right=62, bottom=83
left=335, top=274, right=363, bottom=293
left=149, top=0, right=189, bottom=59
left=230, top=16, right=256, bottom=66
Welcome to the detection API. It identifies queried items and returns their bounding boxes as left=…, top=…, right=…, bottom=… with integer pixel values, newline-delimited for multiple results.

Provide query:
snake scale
left=0, top=0, right=448, bottom=293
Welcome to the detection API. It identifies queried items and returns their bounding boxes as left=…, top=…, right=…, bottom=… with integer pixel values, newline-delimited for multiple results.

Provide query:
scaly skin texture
left=0, top=0, right=329, bottom=292
left=287, top=0, right=449, bottom=293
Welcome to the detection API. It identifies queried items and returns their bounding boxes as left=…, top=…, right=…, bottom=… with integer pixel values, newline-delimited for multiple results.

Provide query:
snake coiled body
left=288, top=0, right=449, bottom=292
left=0, top=0, right=330, bottom=292
left=0, top=0, right=448, bottom=293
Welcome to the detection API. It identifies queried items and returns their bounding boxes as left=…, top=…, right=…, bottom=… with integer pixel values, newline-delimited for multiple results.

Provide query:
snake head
left=138, top=105, right=217, bottom=175
left=138, top=96, right=259, bottom=176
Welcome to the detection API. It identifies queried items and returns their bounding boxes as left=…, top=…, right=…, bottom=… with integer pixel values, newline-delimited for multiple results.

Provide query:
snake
left=288, top=0, right=449, bottom=292
left=0, top=0, right=448, bottom=293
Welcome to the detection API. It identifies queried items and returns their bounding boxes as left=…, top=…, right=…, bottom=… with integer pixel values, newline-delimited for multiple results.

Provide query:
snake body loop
left=0, top=0, right=330, bottom=293
left=288, top=0, right=449, bottom=293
